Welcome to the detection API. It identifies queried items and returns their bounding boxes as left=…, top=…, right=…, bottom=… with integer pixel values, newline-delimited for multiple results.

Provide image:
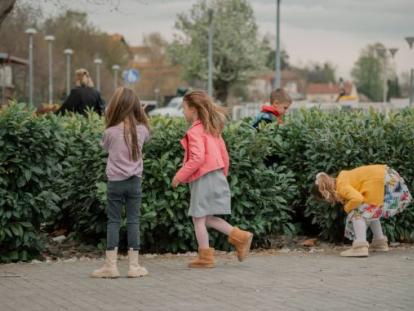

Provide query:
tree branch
left=0, top=0, right=16, bottom=27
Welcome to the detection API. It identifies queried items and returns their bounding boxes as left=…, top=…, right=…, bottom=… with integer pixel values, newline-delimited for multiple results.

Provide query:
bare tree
left=0, top=0, right=16, bottom=27
left=1, top=0, right=150, bottom=27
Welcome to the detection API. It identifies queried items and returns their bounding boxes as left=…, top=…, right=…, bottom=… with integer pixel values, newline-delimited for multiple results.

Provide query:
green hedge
left=56, top=117, right=298, bottom=253
left=1, top=104, right=413, bottom=262
left=273, top=109, right=414, bottom=242
left=51, top=113, right=108, bottom=248
left=140, top=119, right=297, bottom=252
left=0, top=104, right=297, bottom=261
left=0, top=104, right=63, bottom=262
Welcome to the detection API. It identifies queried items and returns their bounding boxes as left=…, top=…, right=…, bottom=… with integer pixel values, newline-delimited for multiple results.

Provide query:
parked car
left=149, top=96, right=184, bottom=117
left=140, top=100, right=158, bottom=114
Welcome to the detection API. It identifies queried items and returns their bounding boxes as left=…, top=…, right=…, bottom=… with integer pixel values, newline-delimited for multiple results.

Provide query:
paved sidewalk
left=1, top=249, right=413, bottom=311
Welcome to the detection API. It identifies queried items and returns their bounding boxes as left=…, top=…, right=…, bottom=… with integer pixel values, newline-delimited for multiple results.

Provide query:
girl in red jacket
left=172, top=90, right=253, bottom=268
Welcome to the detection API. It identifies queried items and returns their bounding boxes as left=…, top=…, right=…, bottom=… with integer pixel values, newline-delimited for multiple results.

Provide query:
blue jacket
left=252, top=112, right=277, bottom=129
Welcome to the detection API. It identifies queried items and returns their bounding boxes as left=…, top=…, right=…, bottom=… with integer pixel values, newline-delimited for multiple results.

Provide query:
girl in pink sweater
left=172, top=90, right=253, bottom=268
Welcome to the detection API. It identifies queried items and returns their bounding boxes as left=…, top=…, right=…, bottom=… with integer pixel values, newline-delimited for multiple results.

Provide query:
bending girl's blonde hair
left=75, top=68, right=94, bottom=88
left=183, top=90, right=227, bottom=136
left=314, top=172, right=342, bottom=204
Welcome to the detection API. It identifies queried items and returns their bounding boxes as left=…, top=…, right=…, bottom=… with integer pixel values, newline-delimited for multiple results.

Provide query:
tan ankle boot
left=91, top=248, right=120, bottom=278
left=340, top=241, right=369, bottom=257
left=370, top=237, right=389, bottom=252
left=128, top=248, right=148, bottom=278
left=188, top=248, right=215, bottom=268
left=228, top=227, right=253, bottom=262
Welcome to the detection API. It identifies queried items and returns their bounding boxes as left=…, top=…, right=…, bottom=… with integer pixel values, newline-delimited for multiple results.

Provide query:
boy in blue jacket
left=252, top=88, right=292, bottom=128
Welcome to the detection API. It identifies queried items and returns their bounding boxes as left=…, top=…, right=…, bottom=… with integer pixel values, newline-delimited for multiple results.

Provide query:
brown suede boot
left=228, top=227, right=253, bottom=262
left=188, top=248, right=215, bottom=268
left=340, top=241, right=369, bottom=257
left=128, top=248, right=149, bottom=278
left=370, top=237, right=389, bottom=252
left=91, top=248, right=120, bottom=278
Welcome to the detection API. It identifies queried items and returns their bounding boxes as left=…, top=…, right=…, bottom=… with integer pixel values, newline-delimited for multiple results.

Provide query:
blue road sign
left=123, top=69, right=140, bottom=83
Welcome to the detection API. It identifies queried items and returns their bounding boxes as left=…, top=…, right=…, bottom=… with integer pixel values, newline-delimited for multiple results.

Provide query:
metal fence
left=231, top=99, right=411, bottom=121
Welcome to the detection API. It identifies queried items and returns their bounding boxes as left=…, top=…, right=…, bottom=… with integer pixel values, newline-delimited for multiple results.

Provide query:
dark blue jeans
left=106, top=176, right=141, bottom=250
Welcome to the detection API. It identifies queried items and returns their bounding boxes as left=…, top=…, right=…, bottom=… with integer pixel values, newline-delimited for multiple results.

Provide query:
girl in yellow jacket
left=314, top=165, right=412, bottom=257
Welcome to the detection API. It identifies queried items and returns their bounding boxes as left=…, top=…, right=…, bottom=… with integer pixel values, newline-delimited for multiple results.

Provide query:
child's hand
left=172, top=176, right=180, bottom=188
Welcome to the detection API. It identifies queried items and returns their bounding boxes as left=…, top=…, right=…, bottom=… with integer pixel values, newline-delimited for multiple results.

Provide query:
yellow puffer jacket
left=336, top=165, right=386, bottom=213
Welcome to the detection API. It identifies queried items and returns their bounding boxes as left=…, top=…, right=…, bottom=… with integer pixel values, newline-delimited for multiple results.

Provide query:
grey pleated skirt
left=188, top=169, right=231, bottom=217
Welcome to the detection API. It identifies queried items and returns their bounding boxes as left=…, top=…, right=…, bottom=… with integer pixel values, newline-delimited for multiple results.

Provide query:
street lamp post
left=388, top=48, right=398, bottom=102
left=1, top=63, right=5, bottom=105
left=389, top=48, right=398, bottom=59
left=405, top=37, right=414, bottom=106
left=375, top=46, right=387, bottom=103
left=64, top=49, right=73, bottom=96
left=274, top=0, right=281, bottom=89
left=112, top=64, right=120, bottom=91
left=94, top=58, right=102, bottom=92
left=25, top=28, right=37, bottom=106
left=154, top=88, right=160, bottom=104
left=207, top=8, right=214, bottom=97
left=45, top=35, right=55, bottom=104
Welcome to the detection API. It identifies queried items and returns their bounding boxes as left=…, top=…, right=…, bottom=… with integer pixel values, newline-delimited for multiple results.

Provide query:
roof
left=0, top=53, right=28, bottom=65
left=110, top=33, right=128, bottom=47
left=253, top=70, right=307, bottom=94
left=129, top=46, right=152, bottom=55
left=255, top=70, right=302, bottom=82
left=306, top=82, right=352, bottom=95
left=110, top=33, right=124, bottom=41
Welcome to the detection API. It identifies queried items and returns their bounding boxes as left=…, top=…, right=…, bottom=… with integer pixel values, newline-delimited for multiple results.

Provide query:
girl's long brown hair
left=105, top=87, right=149, bottom=161
left=183, top=90, right=227, bottom=136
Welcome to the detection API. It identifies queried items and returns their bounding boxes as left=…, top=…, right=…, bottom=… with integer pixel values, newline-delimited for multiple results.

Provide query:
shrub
left=1, top=104, right=414, bottom=262
left=139, top=118, right=298, bottom=253
left=39, top=115, right=297, bottom=254
left=0, top=104, right=63, bottom=262
left=282, top=109, right=414, bottom=242
left=51, top=112, right=108, bottom=247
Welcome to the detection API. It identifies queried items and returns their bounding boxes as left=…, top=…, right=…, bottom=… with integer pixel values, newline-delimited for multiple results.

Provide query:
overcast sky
left=32, top=0, right=414, bottom=79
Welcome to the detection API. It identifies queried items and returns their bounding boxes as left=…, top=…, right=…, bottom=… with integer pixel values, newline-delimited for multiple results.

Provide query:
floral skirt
left=344, top=167, right=412, bottom=240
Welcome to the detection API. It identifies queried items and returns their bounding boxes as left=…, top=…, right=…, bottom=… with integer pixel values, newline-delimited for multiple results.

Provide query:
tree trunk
left=0, top=0, right=16, bottom=27
left=214, top=80, right=230, bottom=105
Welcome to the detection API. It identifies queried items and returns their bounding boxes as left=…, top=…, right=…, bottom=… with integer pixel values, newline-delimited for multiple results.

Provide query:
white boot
left=128, top=248, right=148, bottom=278
left=91, top=248, right=120, bottom=278
left=340, top=241, right=369, bottom=257
left=370, top=237, right=389, bottom=252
